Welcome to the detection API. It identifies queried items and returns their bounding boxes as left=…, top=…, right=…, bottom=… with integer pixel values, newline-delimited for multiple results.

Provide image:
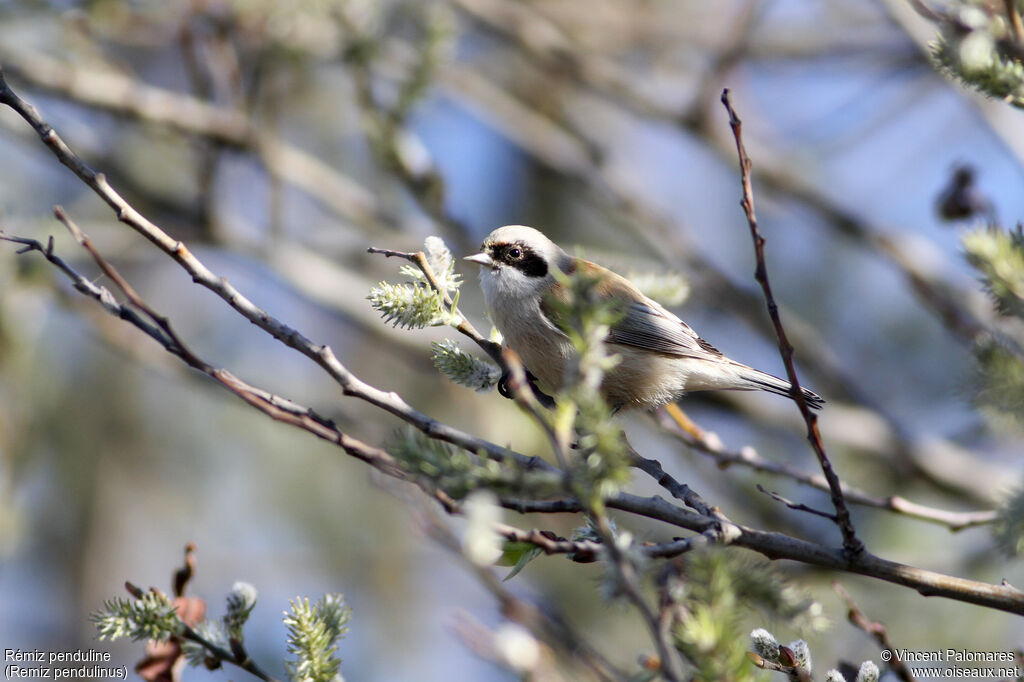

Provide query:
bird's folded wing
left=607, top=302, right=724, bottom=359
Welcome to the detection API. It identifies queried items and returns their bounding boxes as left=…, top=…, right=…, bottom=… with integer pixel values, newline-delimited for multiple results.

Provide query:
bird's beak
left=464, top=252, right=493, bottom=267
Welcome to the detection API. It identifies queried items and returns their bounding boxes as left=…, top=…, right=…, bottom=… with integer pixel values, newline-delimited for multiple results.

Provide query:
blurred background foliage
left=1, top=0, right=1024, bottom=679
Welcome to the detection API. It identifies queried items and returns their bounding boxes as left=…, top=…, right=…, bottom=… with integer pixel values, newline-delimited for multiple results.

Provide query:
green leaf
left=499, top=542, right=544, bottom=581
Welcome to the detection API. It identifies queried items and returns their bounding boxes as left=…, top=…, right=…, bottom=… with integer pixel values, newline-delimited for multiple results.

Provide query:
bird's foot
left=497, top=369, right=555, bottom=409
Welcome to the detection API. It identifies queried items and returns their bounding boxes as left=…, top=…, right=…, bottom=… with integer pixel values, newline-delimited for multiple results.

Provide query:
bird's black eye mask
left=486, top=241, right=548, bottom=278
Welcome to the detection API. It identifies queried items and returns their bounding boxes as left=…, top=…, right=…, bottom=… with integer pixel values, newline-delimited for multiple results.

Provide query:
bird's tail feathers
left=739, top=367, right=825, bottom=409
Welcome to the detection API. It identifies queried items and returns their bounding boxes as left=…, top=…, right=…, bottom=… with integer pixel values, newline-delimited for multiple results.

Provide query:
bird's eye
left=507, top=247, right=523, bottom=260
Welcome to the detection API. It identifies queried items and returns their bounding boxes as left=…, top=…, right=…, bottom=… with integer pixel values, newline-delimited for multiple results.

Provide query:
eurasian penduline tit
left=464, top=225, right=823, bottom=412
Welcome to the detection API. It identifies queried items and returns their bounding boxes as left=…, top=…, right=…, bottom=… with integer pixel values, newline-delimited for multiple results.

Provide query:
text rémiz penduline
left=5, top=651, right=110, bottom=665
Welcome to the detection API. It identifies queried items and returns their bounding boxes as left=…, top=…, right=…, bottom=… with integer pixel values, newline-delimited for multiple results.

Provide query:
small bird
left=464, top=225, right=823, bottom=412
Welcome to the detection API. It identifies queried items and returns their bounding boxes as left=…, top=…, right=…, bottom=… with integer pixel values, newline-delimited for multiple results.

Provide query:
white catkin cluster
left=92, top=593, right=180, bottom=642
left=751, top=629, right=878, bottom=682
left=370, top=235, right=465, bottom=329
left=788, top=639, right=812, bottom=673
left=856, top=660, right=880, bottom=682
left=749, top=628, right=780, bottom=661
left=823, top=660, right=879, bottom=682
left=431, top=339, right=500, bottom=391
left=368, top=280, right=458, bottom=329
left=225, top=581, right=258, bottom=636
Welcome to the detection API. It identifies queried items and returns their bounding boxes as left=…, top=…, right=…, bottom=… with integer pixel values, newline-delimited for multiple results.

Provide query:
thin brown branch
left=757, top=484, right=837, bottom=521
left=834, top=582, right=918, bottom=682
left=721, top=88, right=864, bottom=560
left=625, top=441, right=744, bottom=553
left=180, top=625, right=281, bottom=682
left=496, top=524, right=701, bottom=562
left=1, top=230, right=173, bottom=346
left=52, top=205, right=211, bottom=372
left=655, top=410, right=997, bottom=531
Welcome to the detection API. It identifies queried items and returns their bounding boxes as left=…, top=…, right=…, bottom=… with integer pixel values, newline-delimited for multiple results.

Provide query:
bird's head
left=464, top=225, right=570, bottom=300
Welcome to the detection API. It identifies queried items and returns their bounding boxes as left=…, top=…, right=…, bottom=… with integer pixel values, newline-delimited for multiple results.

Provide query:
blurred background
left=1, top=0, right=1023, bottom=679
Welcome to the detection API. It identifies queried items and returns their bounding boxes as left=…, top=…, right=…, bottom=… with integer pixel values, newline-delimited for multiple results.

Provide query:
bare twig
left=607, top=491, right=1024, bottom=615
left=721, top=89, right=864, bottom=560
left=655, top=410, right=997, bottom=531
left=180, top=625, right=281, bottom=682
left=627, top=444, right=712, bottom=516
left=496, top=524, right=701, bottom=562
left=1, top=231, right=173, bottom=347
left=625, top=441, right=744, bottom=554
left=757, top=484, right=837, bottom=521
left=834, top=582, right=918, bottom=682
